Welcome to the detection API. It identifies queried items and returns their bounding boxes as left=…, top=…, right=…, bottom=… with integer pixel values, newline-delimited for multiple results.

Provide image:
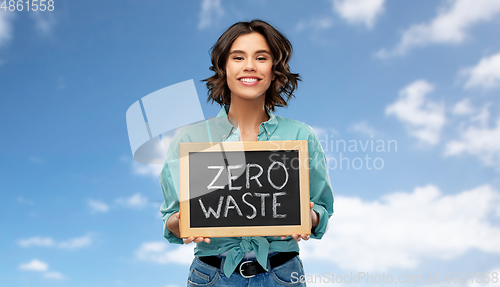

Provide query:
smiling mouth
left=238, top=77, right=261, bottom=83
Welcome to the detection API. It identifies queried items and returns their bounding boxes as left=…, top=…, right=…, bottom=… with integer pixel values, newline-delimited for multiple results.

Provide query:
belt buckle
left=239, top=260, right=256, bottom=279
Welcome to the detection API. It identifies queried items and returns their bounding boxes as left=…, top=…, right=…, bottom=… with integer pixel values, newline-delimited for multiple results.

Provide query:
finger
left=291, top=234, right=300, bottom=242
left=183, top=237, right=194, bottom=244
left=280, top=236, right=287, bottom=240
left=194, top=237, right=204, bottom=243
left=301, top=234, right=310, bottom=241
left=310, top=202, right=314, bottom=209
left=203, top=237, right=211, bottom=244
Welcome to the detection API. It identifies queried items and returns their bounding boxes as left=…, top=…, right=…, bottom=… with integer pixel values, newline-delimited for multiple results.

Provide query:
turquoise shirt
left=159, top=105, right=334, bottom=278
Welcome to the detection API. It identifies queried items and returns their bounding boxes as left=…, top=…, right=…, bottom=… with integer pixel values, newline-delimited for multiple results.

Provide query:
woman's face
left=225, top=32, right=274, bottom=103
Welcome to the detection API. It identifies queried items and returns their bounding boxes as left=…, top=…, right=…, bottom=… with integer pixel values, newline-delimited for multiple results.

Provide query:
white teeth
left=239, top=78, right=259, bottom=83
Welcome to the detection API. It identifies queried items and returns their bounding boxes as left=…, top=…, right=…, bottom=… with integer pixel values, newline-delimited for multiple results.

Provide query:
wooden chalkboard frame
left=179, top=140, right=310, bottom=238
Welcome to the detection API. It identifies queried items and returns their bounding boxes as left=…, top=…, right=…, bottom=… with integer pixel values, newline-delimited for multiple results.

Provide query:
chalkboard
left=179, top=140, right=310, bottom=238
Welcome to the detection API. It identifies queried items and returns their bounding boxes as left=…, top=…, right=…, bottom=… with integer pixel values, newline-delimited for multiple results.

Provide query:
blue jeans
left=187, top=253, right=307, bottom=286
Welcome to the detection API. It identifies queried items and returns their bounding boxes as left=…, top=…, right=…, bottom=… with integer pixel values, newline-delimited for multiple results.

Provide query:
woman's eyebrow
left=229, top=49, right=271, bottom=55
left=228, top=50, right=245, bottom=55
left=255, top=49, right=271, bottom=55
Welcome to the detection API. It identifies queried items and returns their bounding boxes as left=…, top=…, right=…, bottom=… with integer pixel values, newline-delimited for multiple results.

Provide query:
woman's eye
left=257, top=57, right=267, bottom=61
left=233, top=57, right=243, bottom=60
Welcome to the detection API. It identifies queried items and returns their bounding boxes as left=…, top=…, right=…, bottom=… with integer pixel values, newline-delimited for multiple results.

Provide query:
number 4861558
left=1, top=0, right=55, bottom=11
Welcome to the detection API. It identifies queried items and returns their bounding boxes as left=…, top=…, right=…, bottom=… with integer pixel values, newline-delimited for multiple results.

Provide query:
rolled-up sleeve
left=159, top=137, right=184, bottom=245
left=307, top=130, right=334, bottom=239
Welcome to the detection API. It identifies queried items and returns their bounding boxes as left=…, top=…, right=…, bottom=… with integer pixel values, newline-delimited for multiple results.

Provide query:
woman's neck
left=227, top=96, right=270, bottom=136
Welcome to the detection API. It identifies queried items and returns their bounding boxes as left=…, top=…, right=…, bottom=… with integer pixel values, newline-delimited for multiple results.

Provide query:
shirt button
left=268, top=132, right=270, bottom=135
left=261, top=124, right=264, bottom=127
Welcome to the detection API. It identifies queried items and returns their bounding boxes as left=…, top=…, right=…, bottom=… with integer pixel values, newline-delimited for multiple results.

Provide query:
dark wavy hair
left=202, top=20, right=300, bottom=112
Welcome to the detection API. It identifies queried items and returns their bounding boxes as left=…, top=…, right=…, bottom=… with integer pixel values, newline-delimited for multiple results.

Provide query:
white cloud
left=88, top=199, right=109, bottom=213
left=386, top=80, right=445, bottom=145
left=349, top=121, right=376, bottom=136
left=198, top=0, right=224, bottom=30
left=377, top=0, right=500, bottom=57
left=18, top=235, right=92, bottom=250
left=89, top=193, right=153, bottom=213
left=132, top=161, right=163, bottom=178
left=0, top=10, right=15, bottom=48
left=452, top=98, right=475, bottom=116
left=333, top=0, right=385, bottom=29
left=135, top=241, right=194, bottom=265
left=300, top=184, right=500, bottom=271
left=19, top=259, right=48, bottom=272
left=115, top=193, right=149, bottom=209
left=43, top=271, right=65, bottom=280
left=57, top=235, right=92, bottom=250
left=296, top=17, right=334, bottom=32
left=18, top=237, right=54, bottom=247
left=462, top=51, right=500, bottom=90
left=29, top=11, right=56, bottom=36
left=471, top=104, right=492, bottom=127
left=445, top=108, right=500, bottom=168
left=19, top=259, right=66, bottom=280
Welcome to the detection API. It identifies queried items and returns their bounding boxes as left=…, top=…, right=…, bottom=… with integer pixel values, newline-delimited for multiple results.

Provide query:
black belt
left=198, top=251, right=299, bottom=278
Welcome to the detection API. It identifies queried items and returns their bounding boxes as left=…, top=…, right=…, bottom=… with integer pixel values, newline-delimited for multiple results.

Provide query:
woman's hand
left=278, top=202, right=319, bottom=242
left=183, top=236, right=211, bottom=244
left=167, top=212, right=211, bottom=244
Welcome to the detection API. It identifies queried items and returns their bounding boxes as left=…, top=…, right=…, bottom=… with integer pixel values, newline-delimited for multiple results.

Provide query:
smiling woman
left=159, top=19, right=334, bottom=286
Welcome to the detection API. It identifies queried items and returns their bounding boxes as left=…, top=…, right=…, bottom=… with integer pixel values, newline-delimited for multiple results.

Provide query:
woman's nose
left=243, top=60, right=256, bottom=71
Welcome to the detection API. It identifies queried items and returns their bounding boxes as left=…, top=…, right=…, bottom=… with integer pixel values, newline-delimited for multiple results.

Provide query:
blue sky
left=1, top=0, right=500, bottom=286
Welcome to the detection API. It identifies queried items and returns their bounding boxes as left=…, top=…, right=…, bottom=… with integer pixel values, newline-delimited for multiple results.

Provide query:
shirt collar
left=216, top=105, right=278, bottom=138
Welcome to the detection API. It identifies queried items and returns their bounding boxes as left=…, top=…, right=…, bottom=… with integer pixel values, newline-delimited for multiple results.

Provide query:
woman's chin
left=231, top=93, right=266, bottom=102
